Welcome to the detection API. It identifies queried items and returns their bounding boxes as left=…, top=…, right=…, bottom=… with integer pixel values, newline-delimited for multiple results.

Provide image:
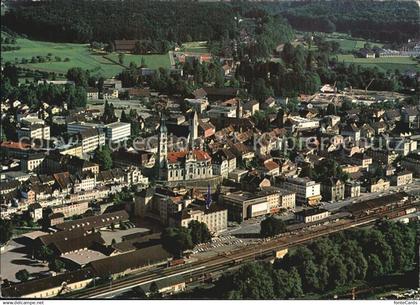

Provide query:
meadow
left=1, top=34, right=172, bottom=78
left=182, top=41, right=209, bottom=54
left=325, top=33, right=384, bottom=52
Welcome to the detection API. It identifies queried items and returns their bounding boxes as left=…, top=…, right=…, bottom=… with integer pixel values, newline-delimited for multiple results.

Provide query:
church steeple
left=236, top=99, right=242, bottom=118
left=158, top=114, right=167, bottom=169
left=189, top=111, right=198, bottom=149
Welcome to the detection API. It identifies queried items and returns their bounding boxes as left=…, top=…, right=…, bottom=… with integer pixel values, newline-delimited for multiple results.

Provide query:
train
left=168, top=258, right=185, bottom=267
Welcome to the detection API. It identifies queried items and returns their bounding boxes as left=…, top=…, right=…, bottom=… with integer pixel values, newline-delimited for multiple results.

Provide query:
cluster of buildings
left=1, top=57, right=419, bottom=299
left=358, top=42, right=420, bottom=58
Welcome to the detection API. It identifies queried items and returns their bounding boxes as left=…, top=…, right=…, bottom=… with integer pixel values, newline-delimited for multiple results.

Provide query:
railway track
left=68, top=201, right=420, bottom=298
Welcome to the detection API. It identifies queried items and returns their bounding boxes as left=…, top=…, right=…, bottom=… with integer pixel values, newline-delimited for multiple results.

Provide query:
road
left=67, top=200, right=420, bottom=299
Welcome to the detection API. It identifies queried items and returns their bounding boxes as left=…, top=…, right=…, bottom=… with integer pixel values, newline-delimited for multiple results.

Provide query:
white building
left=67, top=122, right=100, bottom=135
left=185, top=98, right=209, bottom=114
left=295, top=208, right=330, bottom=223
left=211, top=149, right=237, bottom=178
left=282, top=177, right=322, bottom=205
left=285, top=116, right=320, bottom=132
left=104, top=122, right=131, bottom=143
left=17, top=124, right=50, bottom=141
left=176, top=205, right=228, bottom=235
left=77, top=128, right=106, bottom=153
left=21, top=153, right=45, bottom=172
left=207, top=105, right=237, bottom=119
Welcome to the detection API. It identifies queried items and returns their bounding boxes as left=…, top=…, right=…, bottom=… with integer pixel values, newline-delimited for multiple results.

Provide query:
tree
left=66, top=67, right=89, bottom=87
left=161, top=227, right=193, bottom=257
left=48, top=259, right=65, bottom=272
left=118, top=53, right=125, bottom=65
left=15, top=269, right=30, bottom=282
left=312, top=159, right=349, bottom=183
left=225, top=263, right=276, bottom=299
left=102, top=100, right=118, bottom=124
left=120, top=110, right=129, bottom=123
left=0, top=219, right=13, bottom=244
left=301, top=259, right=321, bottom=291
left=367, top=254, right=384, bottom=280
left=251, top=78, right=273, bottom=103
left=132, top=286, right=146, bottom=298
left=327, top=256, right=347, bottom=288
left=36, top=245, right=54, bottom=262
left=188, top=220, right=211, bottom=245
left=149, top=281, right=161, bottom=299
left=326, top=103, right=337, bottom=115
left=93, top=145, right=113, bottom=170
left=272, top=268, right=303, bottom=298
left=260, top=216, right=287, bottom=238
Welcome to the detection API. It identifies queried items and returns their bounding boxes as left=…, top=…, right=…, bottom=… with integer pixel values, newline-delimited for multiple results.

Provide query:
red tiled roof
left=167, top=150, right=211, bottom=164
left=264, top=160, right=279, bottom=171
left=0, top=141, right=31, bottom=150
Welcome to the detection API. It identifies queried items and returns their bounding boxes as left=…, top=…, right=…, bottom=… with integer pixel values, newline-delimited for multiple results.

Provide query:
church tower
left=236, top=99, right=242, bottom=118
left=158, top=115, right=168, bottom=171
left=189, top=111, right=199, bottom=149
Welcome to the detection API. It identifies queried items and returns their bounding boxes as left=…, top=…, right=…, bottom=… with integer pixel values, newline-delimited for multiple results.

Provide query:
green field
left=325, top=33, right=383, bottom=52
left=182, top=41, right=209, bottom=54
left=1, top=34, right=172, bottom=77
left=336, top=54, right=420, bottom=72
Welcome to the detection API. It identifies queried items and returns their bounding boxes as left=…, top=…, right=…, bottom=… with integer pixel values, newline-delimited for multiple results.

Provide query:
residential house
left=341, top=123, right=361, bottom=142
left=401, top=153, right=420, bottom=177
left=391, top=171, right=413, bottom=186
left=211, top=149, right=237, bottom=179
left=345, top=181, right=361, bottom=198
left=321, top=178, right=345, bottom=202
left=295, top=208, right=330, bottom=223
left=281, top=177, right=322, bottom=206
left=171, top=204, right=228, bottom=235
left=368, top=178, right=390, bottom=193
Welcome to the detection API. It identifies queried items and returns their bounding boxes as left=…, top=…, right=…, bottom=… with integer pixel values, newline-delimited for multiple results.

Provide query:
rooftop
left=89, top=244, right=171, bottom=277
left=167, top=149, right=211, bottom=164
left=2, top=269, right=94, bottom=298
left=55, top=210, right=129, bottom=231
left=61, top=249, right=107, bottom=266
left=295, top=208, right=329, bottom=217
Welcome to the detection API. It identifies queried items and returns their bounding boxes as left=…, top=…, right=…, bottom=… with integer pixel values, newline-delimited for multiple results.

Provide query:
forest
left=280, top=0, right=419, bottom=43
left=5, top=0, right=417, bottom=47
left=2, top=0, right=237, bottom=44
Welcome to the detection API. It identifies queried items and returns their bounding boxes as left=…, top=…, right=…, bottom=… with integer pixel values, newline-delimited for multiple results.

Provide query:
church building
left=157, top=113, right=213, bottom=182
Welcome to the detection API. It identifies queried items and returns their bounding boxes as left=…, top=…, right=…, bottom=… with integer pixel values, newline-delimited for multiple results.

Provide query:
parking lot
left=0, top=238, right=49, bottom=282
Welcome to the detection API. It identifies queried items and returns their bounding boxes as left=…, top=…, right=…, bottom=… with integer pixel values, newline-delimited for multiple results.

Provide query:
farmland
left=336, top=55, right=420, bottom=73
left=1, top=34, right=172, bottom=78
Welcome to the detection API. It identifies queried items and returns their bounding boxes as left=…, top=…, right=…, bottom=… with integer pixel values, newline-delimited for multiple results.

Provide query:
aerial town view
left=0, top=0, right=419, bottom=303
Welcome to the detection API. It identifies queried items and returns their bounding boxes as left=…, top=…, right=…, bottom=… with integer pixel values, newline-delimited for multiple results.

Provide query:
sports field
left=336, top=54, right=420, bottom=73
left=1, top=34, right=172, bottom=77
